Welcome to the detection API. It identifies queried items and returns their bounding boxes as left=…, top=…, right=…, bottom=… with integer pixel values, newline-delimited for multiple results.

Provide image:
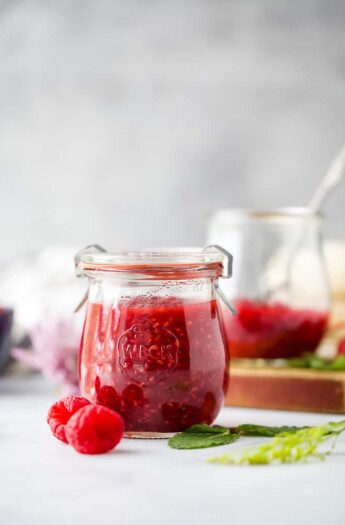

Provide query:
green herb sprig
left=168, top=420, right=345, bottom=465
left=168, top=423, right=305, bottom=450
left=209, top=420, right=345, bottom=465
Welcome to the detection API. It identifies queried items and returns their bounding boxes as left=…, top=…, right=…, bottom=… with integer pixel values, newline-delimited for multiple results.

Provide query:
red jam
left=79, top=298, right=229, bottom=433
left=222, top=298, right=328, bottom=359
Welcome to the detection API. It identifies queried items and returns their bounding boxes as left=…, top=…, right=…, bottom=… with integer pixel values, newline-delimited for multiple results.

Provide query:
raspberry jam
left=222, top=298, right=328, bottom=359
left=75, top=245, right=234, bottom=437
left=79, top=298, right=229, bottom=435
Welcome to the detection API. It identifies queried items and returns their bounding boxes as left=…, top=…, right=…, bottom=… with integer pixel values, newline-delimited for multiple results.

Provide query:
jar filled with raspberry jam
left=75, top=245, right=234, bottom=438
left=207, top=208, right=330, bottom=359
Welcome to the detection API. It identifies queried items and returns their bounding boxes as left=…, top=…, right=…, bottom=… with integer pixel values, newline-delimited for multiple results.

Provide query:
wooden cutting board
left=225, top=360, right=345, bottom=414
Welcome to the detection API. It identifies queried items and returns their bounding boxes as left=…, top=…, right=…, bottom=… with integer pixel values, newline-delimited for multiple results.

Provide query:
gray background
left=1, top=0, right=345, bottom=259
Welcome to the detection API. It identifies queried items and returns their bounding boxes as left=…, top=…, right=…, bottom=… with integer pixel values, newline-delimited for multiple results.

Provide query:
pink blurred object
left=0, top=246, right=86, bottom=395
left=11, top=319, right=80, bottom=395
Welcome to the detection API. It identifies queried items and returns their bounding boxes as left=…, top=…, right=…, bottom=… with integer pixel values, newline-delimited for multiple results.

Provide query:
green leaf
left=328, top=355, right=345, bottom=371
left=209, top=420, right=345, bottom=466
left=234, top=424, right=307, bottom=437
left=168, top=424, right=238, bottom=450
left=288, top=353, right=345, bottom=371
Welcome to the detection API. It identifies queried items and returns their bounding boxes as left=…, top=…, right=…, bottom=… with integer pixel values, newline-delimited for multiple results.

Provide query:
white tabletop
left=1, top=374, right=345, bottom=525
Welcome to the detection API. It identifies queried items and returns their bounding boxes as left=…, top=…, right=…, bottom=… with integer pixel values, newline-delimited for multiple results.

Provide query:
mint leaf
left=209, top=420, right=345, bottom=465
left=288, top=353, right=345, bottom=371
left=168, top=423, right=306, bottom=449
left=168, top=424, right=238, bottom=449
left=234, top=424, right=307, bottom=437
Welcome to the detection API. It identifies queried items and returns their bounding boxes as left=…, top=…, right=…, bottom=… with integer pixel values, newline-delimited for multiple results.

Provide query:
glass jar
left=207, top=208, right=330, bottom=359
left=75, top=246, right=233, bottom=438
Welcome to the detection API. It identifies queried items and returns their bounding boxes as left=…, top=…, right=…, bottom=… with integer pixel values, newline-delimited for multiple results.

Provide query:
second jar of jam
left=75, top=246, right=233, bottom=438
left=207, top=208, right=330, bottom=359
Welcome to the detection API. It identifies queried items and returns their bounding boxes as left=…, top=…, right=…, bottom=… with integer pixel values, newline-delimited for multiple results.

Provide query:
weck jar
left=75, top=245, right=234, bottom=438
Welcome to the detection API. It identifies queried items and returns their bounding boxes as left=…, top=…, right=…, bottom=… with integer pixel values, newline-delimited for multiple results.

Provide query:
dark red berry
left=122, top=384, right=144, bottom=407
left=161, top=401, right=202, bottom=430
left=47, top=396, right=91, bottom=443
left=65, top=404, right=124, bottom=455
left=97, top=385, right=122, bottom=413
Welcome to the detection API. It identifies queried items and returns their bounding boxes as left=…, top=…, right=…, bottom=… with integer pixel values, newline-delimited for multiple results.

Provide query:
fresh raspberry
left=47, top=396, right=91, bottom=443
left=65, top=404, right=124, bottom=455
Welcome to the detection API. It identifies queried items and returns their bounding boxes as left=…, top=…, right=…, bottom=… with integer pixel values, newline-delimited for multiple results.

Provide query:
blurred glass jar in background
left=207, top=208, right=330, bottom=359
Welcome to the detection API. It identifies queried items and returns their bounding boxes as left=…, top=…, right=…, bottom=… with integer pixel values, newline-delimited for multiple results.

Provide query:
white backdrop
left=1, top=0, right=345, bottom=260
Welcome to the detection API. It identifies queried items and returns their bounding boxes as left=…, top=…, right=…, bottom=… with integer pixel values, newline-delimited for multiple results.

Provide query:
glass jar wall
left=76, top=248, right=231, bottom=437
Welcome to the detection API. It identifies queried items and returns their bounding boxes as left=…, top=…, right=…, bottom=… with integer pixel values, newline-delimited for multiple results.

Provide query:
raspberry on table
left=65, top=404, right=124, bottom=455
left=47, top=396, right=91, bottom=443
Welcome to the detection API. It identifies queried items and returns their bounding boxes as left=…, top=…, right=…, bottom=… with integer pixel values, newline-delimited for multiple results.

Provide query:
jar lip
left=75, top=246, right=226, bottom=277
left=209, top=207, right=324, bottom=223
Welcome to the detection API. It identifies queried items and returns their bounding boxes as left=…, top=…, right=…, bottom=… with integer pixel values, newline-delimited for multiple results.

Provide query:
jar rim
left=75, top=246, right=228, bottom=279
left=209, top=206, right=324, bottom=223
